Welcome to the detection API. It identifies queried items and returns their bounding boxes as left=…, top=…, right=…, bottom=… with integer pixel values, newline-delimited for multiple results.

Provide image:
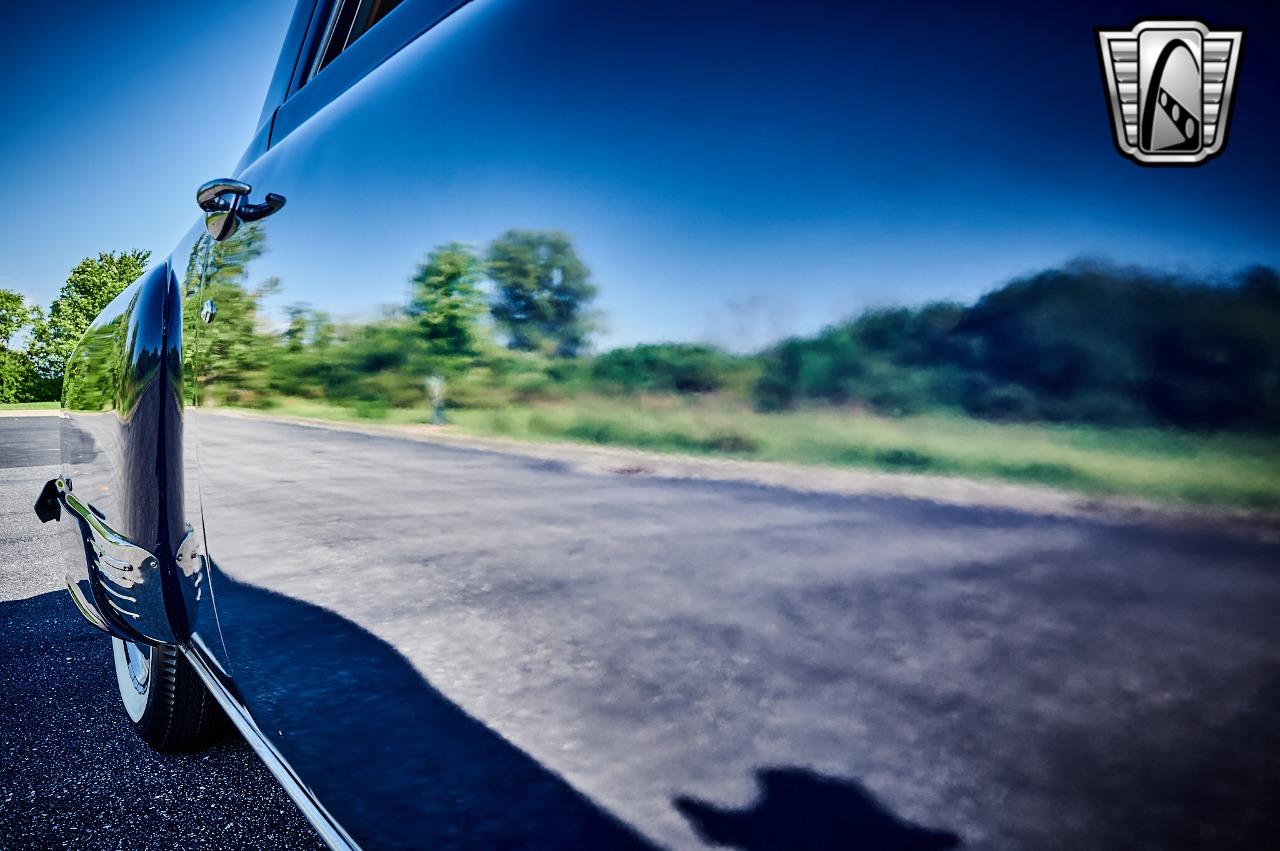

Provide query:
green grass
left=246, top=397, right=433, bottom=426
left=242, top=396, right=1280, bottom=509
left=0, top=401, right=59, bottom=410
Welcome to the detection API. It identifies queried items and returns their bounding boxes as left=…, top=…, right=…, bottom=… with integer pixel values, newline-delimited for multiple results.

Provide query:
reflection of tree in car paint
left=185, top=228, right=1280, bottom=437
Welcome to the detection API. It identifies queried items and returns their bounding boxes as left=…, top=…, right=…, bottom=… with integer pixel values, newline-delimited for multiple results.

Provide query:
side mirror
left=196, top=178, right=251, bottom=241
left=196, top=178, right=286, bottom=241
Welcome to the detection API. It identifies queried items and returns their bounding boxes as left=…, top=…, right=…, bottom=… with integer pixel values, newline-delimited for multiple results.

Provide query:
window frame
left=270, top=0, right=468, bottom=153
left=309, top=0, right=407, bottom=81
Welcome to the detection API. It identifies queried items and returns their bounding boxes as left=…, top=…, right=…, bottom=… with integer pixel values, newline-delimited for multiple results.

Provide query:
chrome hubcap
left=123, top=641, right=151, bottom=694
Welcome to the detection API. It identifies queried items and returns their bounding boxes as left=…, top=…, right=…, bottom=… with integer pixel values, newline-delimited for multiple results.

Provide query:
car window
left=271, top=0, right=461, bottom=149
left=312, top=0, right=406, bottom=77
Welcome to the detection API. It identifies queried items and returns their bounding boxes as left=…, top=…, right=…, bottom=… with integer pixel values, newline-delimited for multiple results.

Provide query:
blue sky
left=1, top=0, right=1277, bottom=349
left=0, top=2, right=295, bottom=306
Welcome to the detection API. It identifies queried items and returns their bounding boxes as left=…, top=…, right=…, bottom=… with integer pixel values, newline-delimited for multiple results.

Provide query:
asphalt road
left=0, top=416, right=323, bottom=850
left=3, top=412, right=1280, bottom=850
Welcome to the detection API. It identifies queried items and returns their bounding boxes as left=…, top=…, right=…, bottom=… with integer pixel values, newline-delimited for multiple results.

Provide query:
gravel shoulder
left=206, top=407, right=1280, bottom=542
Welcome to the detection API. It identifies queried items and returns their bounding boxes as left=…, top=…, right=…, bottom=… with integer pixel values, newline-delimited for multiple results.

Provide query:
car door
left=190, top=0, right=872, bottom=846
left=189, top=4, right=660, bottom=846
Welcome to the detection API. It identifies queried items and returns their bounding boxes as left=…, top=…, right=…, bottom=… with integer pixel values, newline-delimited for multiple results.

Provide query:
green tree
left=0, top=289, right=37, bottom=402
left=591, top=343, right=759, bottom=395
left=283, top=303, right=310, bottom=353
left=486, top=229, right=597, bottom=357
left=268, top=303, right=345, bottom=400
left=29, top=249, right=150, bottom=387
left=185, top=225, right=278, bottom=405
left=0, top=288, right=33, bottom=345
left=407, top=242, right=485, bottom=358
left=0, top=353, right=31, bottom=402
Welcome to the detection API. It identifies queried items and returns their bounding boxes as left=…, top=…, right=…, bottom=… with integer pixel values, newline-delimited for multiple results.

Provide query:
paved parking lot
left=3, top=412, right=1280, bottom=849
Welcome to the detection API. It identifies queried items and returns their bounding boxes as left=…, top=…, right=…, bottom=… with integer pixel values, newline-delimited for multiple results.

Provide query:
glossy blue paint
left=41, top=0, right=1280, bottom=847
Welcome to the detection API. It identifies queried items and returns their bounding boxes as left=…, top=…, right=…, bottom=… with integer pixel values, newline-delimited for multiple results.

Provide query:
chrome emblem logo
left=1097, top=20, right=1244, bottom=165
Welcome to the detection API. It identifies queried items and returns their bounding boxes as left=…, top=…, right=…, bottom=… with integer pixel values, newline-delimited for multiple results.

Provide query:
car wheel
left=111, top=637, right=226, bottom=751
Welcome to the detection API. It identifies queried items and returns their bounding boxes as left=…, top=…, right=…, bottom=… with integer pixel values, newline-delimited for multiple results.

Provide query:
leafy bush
left=0, top=350, right=39, bottom=403
left=754, top=261, right=1280, bottom=431
left=591, top=343, right=757, bottom=395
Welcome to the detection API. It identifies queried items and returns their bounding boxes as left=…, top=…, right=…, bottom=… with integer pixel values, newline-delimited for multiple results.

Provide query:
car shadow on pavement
left=675, top=767, right=961, bottom=850
left=5, top=564, right=963, bottom=850
left=210, top=559, right=969, bottom=850
left=207, top=560, right=657, bottom=850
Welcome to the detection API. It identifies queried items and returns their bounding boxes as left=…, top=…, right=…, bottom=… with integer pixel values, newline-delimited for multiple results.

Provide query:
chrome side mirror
left=196, top=178, right=285, bottom=241
left=197, top=179, right=251, bottom=241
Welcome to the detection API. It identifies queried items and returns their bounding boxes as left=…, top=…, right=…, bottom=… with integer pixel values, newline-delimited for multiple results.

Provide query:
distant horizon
left=166, top=249, right=1280, bottom=356
left=8, top=243, right=1275, bottom=358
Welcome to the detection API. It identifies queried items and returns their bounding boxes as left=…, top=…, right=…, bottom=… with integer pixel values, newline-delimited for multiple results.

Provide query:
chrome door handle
left=196, top=178, right=286, bottom=241
left=238, top=192, right=287, bottom=222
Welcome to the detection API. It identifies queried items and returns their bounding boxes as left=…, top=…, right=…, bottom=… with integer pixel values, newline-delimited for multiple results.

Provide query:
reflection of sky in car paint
left=0, top=2, right=296, bottom=308
left=2, top=0, right=1278, bottom=348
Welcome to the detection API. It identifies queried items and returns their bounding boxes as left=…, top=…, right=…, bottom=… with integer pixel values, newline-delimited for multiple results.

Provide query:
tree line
left=182, top=226, right=600, bottom=412
left=1, top=250, right=151, bottom=402
left=753, top=261, right=1280, bottom=430
left=4, top=231, right=1278, bottom=433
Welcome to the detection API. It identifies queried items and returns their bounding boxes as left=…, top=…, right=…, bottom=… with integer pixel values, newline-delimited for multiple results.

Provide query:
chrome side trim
left=65, top=579, right=111, bottom=633
left=46, top=477, right=178, bottom=645
left=179, top=645, right=360, bottom=851
left=190, top=632, right=231, bottom=678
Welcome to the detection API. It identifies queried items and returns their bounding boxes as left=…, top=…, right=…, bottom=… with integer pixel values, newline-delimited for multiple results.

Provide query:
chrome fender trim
left=179, top=644, right=360, bottom=851
left=37, top=477, right=180, bottom=646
